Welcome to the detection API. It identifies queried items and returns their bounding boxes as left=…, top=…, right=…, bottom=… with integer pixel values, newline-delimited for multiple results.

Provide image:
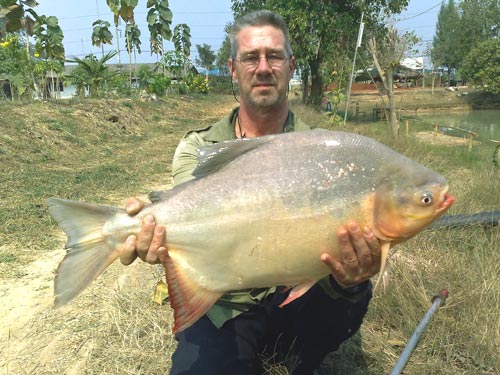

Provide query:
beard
left=243, top=84, right=287, bottom=108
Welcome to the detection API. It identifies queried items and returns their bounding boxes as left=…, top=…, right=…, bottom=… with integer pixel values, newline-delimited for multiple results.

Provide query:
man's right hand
left=120, top=197, right=167, bottom=265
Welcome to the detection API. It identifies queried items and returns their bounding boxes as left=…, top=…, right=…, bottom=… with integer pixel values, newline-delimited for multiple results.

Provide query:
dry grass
left=1, top=92, right=499, bottom=375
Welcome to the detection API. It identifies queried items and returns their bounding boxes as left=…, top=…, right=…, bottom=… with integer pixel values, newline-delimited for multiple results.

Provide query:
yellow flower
left=0, top=41, right=10, bottom=48
left=34, top=52, right=40, bottom=58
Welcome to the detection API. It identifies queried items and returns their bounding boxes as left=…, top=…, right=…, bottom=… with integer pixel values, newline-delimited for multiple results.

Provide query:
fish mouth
left=436, top=185, right=455, bottom=216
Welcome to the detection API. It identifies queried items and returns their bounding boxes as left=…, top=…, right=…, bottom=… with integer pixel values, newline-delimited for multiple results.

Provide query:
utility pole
left=343, top=13, right=364, bottom=126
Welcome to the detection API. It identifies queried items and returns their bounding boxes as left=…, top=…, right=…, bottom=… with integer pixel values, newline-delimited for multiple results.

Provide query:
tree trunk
left=385, top=68, right=399, bottom=138
left=301, top=67, right=309, bottom=104
left=309, top=57, right=322, bottom=105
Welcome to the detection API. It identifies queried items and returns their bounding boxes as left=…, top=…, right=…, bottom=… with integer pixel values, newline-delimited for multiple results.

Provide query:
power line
left=398, top=1, right=444, bottom=22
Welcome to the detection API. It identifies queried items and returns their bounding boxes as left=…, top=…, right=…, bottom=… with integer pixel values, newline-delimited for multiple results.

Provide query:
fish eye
left=421, top=193, right=433, bottom=205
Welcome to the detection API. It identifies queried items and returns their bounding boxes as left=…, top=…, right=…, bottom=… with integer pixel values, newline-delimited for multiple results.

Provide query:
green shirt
left=171, top=107, right=368, bottom=328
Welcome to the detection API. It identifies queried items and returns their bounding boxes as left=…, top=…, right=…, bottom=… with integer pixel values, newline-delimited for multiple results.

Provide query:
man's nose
left=255, top=56, right=273, bottom=72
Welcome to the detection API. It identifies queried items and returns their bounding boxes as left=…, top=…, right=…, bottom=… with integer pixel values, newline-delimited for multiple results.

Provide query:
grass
left=1, top=90, right=499, bottom=374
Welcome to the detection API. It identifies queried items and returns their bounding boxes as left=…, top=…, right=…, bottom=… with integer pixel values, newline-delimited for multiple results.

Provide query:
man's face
left=229, top=25, right=295, bottom=109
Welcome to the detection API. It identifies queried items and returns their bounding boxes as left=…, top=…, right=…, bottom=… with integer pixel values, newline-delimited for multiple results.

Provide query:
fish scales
left=47, top=129, right=455, bottom=333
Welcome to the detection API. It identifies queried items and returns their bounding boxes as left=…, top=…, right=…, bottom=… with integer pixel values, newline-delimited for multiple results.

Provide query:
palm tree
left=66, top=51, right=117, bottom=97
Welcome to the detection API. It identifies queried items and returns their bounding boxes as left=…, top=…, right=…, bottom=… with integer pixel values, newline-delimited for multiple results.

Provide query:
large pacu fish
left=47, top=129, right=454, bottom=333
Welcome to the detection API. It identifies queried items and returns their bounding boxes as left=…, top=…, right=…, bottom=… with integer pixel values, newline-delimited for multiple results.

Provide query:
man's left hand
left=320, top=220, right=382, bottom=289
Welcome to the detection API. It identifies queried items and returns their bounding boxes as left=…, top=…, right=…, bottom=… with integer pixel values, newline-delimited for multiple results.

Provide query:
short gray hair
left=230, top=10, right=293, bottom=59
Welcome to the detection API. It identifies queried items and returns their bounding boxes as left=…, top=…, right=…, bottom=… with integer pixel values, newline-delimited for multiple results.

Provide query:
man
left=121, top=10, right=381, bottom=375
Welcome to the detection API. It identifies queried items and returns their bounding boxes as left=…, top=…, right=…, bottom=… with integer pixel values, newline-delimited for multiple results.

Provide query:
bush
left=186, top=73, right=209, bottom=94
left=208, top=75, right=232, bottom=95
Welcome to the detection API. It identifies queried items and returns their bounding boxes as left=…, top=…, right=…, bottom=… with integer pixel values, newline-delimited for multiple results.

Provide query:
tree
left=172, top=23, right=191, bottom=77
left=196, top=43, right=215, bottom=78
left=106, top=0, right=137, bottom=26
left=66, top=51, right=117, bottom=97
left=146, top=0, right=172, bottom=57
left=368, top=26, right=417, bottom=138
left=173, top=23, right=191, bottom=59
left=125, top=21, right=141, bottom=82
left=33, top=14, right=64, bottom=98
left=91, top=20, right=113, bottom=56
left=0, top=33, right=31, bottom=99
left=431, top=0, right=461, bottom=83
left=0, top=0, right=39, bottom=97
left=231, top=0, right=409, bottom=105
left=106, top=0, right=137, bottom=67
left=461, top=39, right=500, bottom=94
left=0, top=0, right=38, bottom=36
left=215, top=23, right=232, bottom=76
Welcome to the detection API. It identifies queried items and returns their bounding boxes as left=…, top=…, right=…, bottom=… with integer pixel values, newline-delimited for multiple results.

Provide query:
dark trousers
left=170, top=283, right=372, bottom=375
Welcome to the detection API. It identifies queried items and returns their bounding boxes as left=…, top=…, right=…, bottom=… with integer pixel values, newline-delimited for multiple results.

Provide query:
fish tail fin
left=47, top=197, right=123, bottom=307
left=373, top=242, right=391, bottom=294
left=162, top=251, right=222, bottom=334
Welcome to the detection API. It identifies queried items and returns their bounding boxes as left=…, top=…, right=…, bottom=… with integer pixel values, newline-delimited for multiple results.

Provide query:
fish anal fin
left=373, top=241, right=391, bottom=294
left=163, top=253, right=222, bottom=334
left=278, top=280, right=316, bottom=308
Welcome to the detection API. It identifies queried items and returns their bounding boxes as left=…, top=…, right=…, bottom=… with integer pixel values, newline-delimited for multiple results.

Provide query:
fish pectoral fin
left=278, top=280, right=316, bottom=308
left=163, top=254, right=222, bottom=334
left=373, top=241, right=391, bottom=294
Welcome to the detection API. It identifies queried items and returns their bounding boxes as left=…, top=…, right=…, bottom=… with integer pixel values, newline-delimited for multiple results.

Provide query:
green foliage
left=108, top=71, right=131, bottom=96
left=125, top=22, right=141, bottom=54
left=215, top=23, right=232, bottom=76
left=185, top=73, right=208, bottom=94
left=207, top=75, right=232, bottom=95
left=173, top=23, right=191, bottom=58
left=91, top=20, right=113, bottom=52
left=33, top=14, right=64, bottom=61
left=137, top=64, right=171, bottom=96
left=0, top=33, right=31, bottom=98
left=461, top=39, right=500, bottom=95
left=66, top=51, right=117, bottom=97
left=0, top=0, right=38, bottom=36
left=431, top=0, right=461, bottom=73
left=161, top=49, right=188, bottom=79
left=146, top=0, right=172, bottom=56
left=106, top=0, right=138, bottom=27
left=195, top=43, right=216, bottom=76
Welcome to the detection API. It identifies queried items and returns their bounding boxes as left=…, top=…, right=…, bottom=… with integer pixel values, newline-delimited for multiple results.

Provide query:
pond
left=417, top=110, right=500, bottom=142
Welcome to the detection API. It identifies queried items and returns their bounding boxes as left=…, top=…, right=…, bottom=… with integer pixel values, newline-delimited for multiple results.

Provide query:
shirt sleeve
left=172, top=132, right=208, bottom=187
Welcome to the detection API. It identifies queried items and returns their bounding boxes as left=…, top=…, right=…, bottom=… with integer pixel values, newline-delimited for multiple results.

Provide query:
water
left=418, top=110, right=500, bottom=142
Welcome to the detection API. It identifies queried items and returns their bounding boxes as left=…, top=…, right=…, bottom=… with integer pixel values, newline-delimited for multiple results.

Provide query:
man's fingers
left=362, top=226, right=382, bottom=259
left=346, top=221, right=371, bottom=260
left=145, top=225, right=166, bottom=264
left=126, top=197, right=145, bottom=215
left=120, top=235, right=138, bottom=265
left=337, top=225, right=359, bottom=270
left=135, top=215, right=156, bottom=259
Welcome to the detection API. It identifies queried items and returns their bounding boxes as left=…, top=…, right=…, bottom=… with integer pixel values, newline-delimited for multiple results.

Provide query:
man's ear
left=228, top=58, right=237, bottom=82
left=289, top=56, right=296, bottom=76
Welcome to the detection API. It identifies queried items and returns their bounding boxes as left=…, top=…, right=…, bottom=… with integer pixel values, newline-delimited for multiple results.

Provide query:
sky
left=34, top=0, right=444, bottom=67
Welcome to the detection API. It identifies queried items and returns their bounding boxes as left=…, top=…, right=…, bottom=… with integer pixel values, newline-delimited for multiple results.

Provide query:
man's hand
left=320, top=220, right=382, bottom=289
left=119, top=197, right=167, bottom=265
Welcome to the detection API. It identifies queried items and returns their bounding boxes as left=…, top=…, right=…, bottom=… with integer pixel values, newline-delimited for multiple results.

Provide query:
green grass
left=1, top=92, right=498, bottom=374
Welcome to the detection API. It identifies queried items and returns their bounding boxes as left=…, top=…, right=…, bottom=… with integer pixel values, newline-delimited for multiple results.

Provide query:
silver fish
left=47, top=129, right=454, bottom=333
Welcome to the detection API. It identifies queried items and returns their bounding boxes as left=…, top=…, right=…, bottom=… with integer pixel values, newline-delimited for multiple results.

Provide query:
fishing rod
left=430, top=210, right=500, bottom=229
left=390, top=289, right=449, bottom=375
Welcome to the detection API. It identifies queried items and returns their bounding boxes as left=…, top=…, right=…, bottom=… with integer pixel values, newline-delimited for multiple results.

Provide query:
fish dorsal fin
left=193, top=137, right=271, bottom=179
left=163, top=250, right=223, bottom=334
left=148, top=183, right=192, bottom=203
left=373, top=241, right=391, bottom=293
